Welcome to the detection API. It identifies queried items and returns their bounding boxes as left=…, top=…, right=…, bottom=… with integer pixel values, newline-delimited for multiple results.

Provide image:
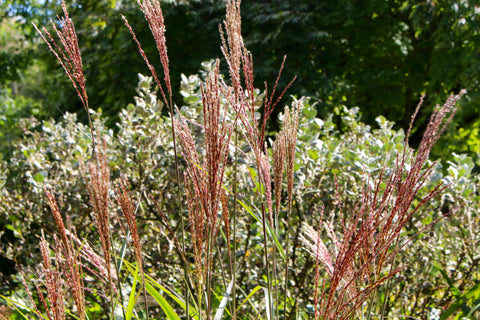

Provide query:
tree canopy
left=1, top=0, right=479, bottom=164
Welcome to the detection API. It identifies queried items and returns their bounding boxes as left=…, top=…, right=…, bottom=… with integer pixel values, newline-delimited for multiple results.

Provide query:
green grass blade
left=236, top=285, right=262, bottom=312
left=117, top=229, right=130, bottom=272
left=236, top=286, right=262, bottom=318
left=440, top=281, right=480, bottom=320
left=222, top=183, right=283, bottom=257
left=435, top=261, right=460, bottom=297
left=236, top=198, right=286, bottom=261
left=1, top=294, right=44, bottom=319
left=123, top=259, right=199, bottom=319
left=144, top=281, right=181, bottom=320
left=466, top=302, right=480, bottom=318
left=125, top=265, right=140, bottom=320
left=144, top=275, right=200, bottom=320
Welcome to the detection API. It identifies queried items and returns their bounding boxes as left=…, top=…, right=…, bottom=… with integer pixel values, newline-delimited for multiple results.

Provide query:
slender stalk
left=216, top=240, right=231, bottom=313
left=283, top=206, right=291, bottom=319
left=115, top=182, right=148, bottom=320
left=283, top=103, right=300, bottom=319
left=273, top=128, right=286, bottom=319
left=204, top=226, right=213, bottom=320
left=261, top=205, right=274, bottom=320
left=232, top=131, right=238, bottom=320
left=257, top=176, right=274, bottom=320
left=379, top=237, right=400, bottom=319
left=138, top=197, right=150, bottom=320
left=365, top=289, right=376, bottom=320
left=273, top=247, right=279, bottom=320
left=167, top=88, right=190, bottom=320
left=114, top=230, right=127, bottom=320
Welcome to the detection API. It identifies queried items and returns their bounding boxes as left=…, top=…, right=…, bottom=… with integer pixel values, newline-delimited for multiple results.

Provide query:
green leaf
left=125, top=265, right=141, bottom=320
left=117, top=229, right=130, bottom=271
left=307, top=149, right=319, bottom=161
left=435, top=261, right=460, bottom=297
left=144, top=282, right=181, bottom=320
left=1, top=294, right=49, bottom=320
left=183, top=95, right=199, bottom=104
left=123, top=260, right=199, bottom=320
left=303, top=106, right=316, bottom=120
left=33, top=172, right=45, bottom=183
left=146, top=276, right=199, bottom=319
left=236, top=285, right=262, bottom=311
left=440, top=281, right=480, bottom=320
left=124, top=261, right=198, bottom=320
left=235, top=198, right=286, bottom=261
left=422, top=215, right=433, bottom=225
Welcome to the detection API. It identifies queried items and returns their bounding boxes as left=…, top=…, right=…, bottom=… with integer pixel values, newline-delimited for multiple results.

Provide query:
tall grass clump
left=173, top=59, right=234, bottom=319
left=1, top=0, right=473, bottom=320
left=301, top=91, right=466, bottom=320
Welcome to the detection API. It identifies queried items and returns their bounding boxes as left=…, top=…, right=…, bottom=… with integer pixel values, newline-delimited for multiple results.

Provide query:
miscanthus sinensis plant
left=1, top=0, right=477, bottom=320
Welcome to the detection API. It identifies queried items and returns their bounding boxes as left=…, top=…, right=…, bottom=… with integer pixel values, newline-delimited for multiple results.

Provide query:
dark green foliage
left=239, top=0, right=480, bottom=159
left=2, top=0, right=479, bottom=164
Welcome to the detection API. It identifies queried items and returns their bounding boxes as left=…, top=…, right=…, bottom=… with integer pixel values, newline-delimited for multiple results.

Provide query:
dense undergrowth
left=0, top=0, right=479, bottom=319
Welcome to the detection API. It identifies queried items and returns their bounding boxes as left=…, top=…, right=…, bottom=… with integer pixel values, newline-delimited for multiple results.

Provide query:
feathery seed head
left=33, top=0, right=95, bottom=149
left=259, top=150, right=273, bottom=226
left=175, top=59, right=233, bottom=292
left=302, top=91, right=466, bottom=320
left=43, top=190, right=85, bottom=320
left=40, top=232, right=65, bottom=320
left=85, top=139, right=113, bottom=292
left=137, top=0, right=171, bottom=97
left=273, top=130, right=286, bottom=217
left=283, top=102, right=300, bottom=211
left=115, top=179, right=143, bottom=273
left=221, top=0, right=244, bottom=96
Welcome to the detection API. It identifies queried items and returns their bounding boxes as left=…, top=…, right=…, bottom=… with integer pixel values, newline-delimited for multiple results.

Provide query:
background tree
left=239, top=0, right=479, bottom=163
left=1, top=0, right=478, bottom=165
